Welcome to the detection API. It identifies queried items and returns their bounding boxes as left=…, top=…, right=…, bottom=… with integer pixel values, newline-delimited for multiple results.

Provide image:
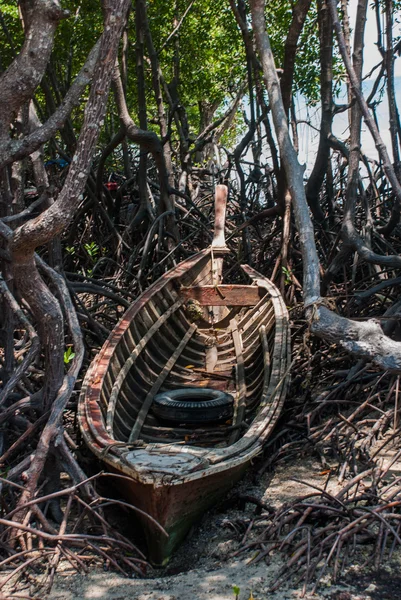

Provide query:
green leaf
left=64, top=347, right=76, bottom=364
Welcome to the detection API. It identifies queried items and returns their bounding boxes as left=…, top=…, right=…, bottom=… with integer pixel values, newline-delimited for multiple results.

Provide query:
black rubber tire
left=152, top=388, right=234, bottom=424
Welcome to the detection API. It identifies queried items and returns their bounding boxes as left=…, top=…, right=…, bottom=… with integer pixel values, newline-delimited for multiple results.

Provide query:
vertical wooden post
left=212, top=184, right=228, bottom=248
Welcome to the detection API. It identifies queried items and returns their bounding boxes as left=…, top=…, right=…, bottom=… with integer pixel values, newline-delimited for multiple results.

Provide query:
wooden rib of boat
left=78, top=184, right=290, bottom=565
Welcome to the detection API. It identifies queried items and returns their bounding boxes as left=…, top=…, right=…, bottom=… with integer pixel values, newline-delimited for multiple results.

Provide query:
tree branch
left=250, top=0, right=401, bottom=372
left=0, top=0, right=68, bottom=137
left=328, top=0, right=401, bottom=212
left=112, top=63, right=172, bottom=214
left=11, top=5, right=130, bottom=257
left=0, top=40, right=101, bottom=169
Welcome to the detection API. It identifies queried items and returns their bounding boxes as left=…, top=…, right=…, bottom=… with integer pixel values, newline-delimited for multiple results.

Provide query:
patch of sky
left=227, top=2, right=401, bottom=192
left=296, top=76, right=401, bottom=175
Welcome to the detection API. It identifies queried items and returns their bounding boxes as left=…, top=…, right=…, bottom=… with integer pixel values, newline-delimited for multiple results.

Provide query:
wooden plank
left=212, top=184, right=228, bottom=248
left=180, top=285, right=262, bottom=306
left=106, top=299, right=184, bottom=434
left=128, top=323, right=198, bottom=443
left=258, top=325, right=271, bottom=408
left=229, top=319, right=247, bottom=445
left=80, top=249, right=213, bottom=452
left=203, top=271, right=290, bottom=464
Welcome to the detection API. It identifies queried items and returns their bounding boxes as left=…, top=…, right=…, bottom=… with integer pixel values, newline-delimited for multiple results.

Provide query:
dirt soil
left=49, top=457, right=401, bottom=600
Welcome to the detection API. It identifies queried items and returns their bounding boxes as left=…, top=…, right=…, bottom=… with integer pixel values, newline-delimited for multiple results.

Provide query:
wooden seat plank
left=180, top=285, right=263, bottom=306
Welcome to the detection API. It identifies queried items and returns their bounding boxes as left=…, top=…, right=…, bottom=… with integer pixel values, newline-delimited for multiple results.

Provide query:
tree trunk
left=250, top=0, right=401, bottom=371
left=304, top=0, right=333, bottom=224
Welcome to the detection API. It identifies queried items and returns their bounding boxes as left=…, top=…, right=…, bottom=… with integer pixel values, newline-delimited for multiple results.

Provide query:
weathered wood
left=79, top=223, right=290, bottom=564
left=106, top=298, right=184, bottom=434
left=259, top=324, right=271, bottom=408
left=229, top=319, right=247, bottom=445
left=128, top=323, right=197, bottom=443
left=211, top=184, right=228, bottom=248
left=180, top=285, right=262, bottom=306
left=205, top=343, right=218, bottom=372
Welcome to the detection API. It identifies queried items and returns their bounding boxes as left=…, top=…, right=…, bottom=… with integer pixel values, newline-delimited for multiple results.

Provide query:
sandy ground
left=50, top=557, right=367, bottom=600
left=46, top=458, right=401, bottom=600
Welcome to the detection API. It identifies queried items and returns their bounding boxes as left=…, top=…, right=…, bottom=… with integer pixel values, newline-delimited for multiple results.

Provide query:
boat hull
left=111, top=460, right=248, bottom=564
left=79, top=237, right=290, bottom=564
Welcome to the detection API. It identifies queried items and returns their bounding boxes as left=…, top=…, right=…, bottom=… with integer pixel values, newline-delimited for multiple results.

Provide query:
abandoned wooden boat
left=78, top=185, right=290, bottom=564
